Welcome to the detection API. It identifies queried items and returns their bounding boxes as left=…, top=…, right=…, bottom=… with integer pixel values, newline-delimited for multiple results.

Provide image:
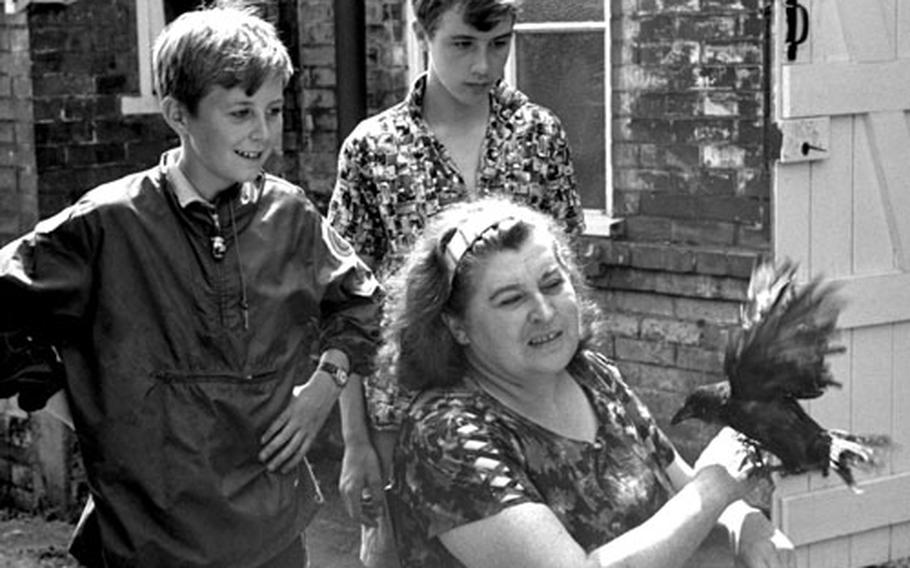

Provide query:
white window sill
left=582, top=208, right=623, bottom=238
left=4, top=0, right=75, bottom=15
left=121, top=95, right=159, bottom=115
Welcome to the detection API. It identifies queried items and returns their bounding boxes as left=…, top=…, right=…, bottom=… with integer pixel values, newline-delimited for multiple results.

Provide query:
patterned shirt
left=328, top=74, right=585, bottom=428
left=390, top=351, right=678, bottom=568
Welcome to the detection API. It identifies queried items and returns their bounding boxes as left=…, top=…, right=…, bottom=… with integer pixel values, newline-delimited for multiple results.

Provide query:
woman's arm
left=695, top=428, right=797, bottom=567
left=439, top=462, right=749, bottom=568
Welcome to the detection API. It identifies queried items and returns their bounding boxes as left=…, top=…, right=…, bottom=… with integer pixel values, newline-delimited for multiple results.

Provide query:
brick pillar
left=0, top=8, right=38, bottom=245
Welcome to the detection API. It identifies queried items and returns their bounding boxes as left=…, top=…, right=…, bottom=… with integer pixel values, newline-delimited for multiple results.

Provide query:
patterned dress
left=389, top=351, right=678, bottom=568
left=328, top=74, right=585, bottom=429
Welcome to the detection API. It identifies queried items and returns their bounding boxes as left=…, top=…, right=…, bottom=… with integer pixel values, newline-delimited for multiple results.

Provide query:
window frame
left=507, top=16, right=615, bottom=236
left=120, top=0, right=165, bottom=115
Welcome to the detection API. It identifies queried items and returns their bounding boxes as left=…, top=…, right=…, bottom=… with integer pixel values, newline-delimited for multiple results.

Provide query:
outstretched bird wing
left=725, top=258, right=845, bottom=403
left=674, top=258, right=891, bottom=490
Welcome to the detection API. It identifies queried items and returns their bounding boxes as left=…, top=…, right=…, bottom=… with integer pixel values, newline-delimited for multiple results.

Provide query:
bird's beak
left=670, top=406, right=693, bottom=425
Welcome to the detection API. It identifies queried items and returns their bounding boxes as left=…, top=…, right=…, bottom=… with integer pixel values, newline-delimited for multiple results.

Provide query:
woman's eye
left=231, top=109, right=250, bottom=119
left=498, top=294, right=522, bottom=307
left=543, top=278, right=564, bottom=292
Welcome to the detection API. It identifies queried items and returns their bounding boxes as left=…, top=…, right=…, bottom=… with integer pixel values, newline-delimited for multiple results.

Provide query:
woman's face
left=453, top=229, right=581, bottom=384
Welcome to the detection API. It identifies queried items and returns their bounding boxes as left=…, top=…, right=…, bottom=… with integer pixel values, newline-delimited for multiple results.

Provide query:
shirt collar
left=161, top=148, right=262, bottom=209
left=404, top=73, right=429, bottom=121
left=405, top=73, right=527, bottom=125
left=163, top=149, right=210, bottom=209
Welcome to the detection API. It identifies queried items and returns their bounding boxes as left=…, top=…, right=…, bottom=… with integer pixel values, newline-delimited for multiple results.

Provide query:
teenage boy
left=0, top=3, right=381, bottom=567
left=328, top=1, right=584, bottom=566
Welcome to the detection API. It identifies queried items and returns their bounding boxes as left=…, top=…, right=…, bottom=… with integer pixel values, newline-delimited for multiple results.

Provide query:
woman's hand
left=737, top=526, right=796, bottom=568
left=340, top=439, right=385, bottom=527
left=731, top=507, right=797, bottom=568
left=701, top=429, right=796, bottom=568
left=694, top=428, right=761, bottom=504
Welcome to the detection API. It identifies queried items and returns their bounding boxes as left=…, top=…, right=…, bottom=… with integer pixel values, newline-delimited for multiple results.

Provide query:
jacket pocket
left=156, top=371, right=315, bottom=502
left=134, top=368, right=324, bottom=564
left=150, top=368, right=281, bottom=502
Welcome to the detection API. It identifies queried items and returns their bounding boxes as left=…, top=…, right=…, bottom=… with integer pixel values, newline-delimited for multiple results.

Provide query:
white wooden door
left=772, top=0, right=910, bottom=565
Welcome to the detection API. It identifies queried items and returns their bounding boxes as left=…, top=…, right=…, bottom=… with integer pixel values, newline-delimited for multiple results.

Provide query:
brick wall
left=585, top=0, right=771, bottom=461
left=0, top=401, right=76, bottom=514
left=0, top=9, right=38, bottom=244
left=27, top=0, right=307, bottom=218
left=0, top=9, right=49, bottom=513
left=27, top=1, right=172, bottom=217
left=613, top=0, right=769, bottom=247
left=297, top=0, right=409, bottom=210
left=0, top=404, right=36, bottom=509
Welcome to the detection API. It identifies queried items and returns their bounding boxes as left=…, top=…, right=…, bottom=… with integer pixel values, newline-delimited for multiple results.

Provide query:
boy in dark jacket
left=0, top=3, right=382, bottom=566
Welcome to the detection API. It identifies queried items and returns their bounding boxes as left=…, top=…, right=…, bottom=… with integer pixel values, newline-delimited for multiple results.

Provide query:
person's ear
left=441, top=313, right=470, bottom=346
left=160, top=96, right=191, bottom=136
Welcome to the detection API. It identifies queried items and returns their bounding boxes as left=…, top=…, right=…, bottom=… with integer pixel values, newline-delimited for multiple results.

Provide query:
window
left=406, top=1, right=615, bottom=235
left=3, top=0, right=75, bottom=15
left=120, top=0, right=196, bottom=115
left=508, top=1, right=613, bottom=234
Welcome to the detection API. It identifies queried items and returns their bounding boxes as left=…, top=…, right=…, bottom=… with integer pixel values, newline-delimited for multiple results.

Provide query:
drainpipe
left=762, top=0, right=781, bottom=171
left=334, top=0, right=367, bottom=146
left=761, top=0, right=779, bottom=245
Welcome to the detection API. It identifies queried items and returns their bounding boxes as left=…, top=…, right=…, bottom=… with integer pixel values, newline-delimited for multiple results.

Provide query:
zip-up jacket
left=0, top=152, right=382, bottom=567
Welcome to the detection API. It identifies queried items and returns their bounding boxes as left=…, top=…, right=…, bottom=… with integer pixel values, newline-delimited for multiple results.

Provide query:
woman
left=331, top=2, right=583, bottom=564
left=379, top=197, right=795, bottom=567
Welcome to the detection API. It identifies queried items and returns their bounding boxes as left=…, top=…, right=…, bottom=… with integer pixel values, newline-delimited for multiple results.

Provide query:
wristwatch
left=317, top=360, right=349, bottom=389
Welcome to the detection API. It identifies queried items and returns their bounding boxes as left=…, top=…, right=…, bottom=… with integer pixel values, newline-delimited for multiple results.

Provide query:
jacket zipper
left=209, top=210, right=229, bottom=328
left=210, top=211, right=227, bottom=260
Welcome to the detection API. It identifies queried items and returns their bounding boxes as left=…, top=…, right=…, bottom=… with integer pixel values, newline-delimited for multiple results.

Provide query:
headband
left=442, top=216, right=515, bottom=286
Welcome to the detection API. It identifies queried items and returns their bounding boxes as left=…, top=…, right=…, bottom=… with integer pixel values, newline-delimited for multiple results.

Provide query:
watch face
left=318, top=361, right=348, bottom=388
left=332, top=368, right=349, bottom=388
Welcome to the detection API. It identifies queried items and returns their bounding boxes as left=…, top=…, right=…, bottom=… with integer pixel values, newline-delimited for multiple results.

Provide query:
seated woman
left=379, top=197, right=796, bottom=568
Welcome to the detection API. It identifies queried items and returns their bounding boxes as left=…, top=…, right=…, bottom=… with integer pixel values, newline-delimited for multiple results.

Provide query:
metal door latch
left=785, top=0, right=810, bottom=61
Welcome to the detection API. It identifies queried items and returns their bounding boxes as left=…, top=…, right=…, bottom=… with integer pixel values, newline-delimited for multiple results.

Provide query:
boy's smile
left=174, top=74, right=285, bottom=201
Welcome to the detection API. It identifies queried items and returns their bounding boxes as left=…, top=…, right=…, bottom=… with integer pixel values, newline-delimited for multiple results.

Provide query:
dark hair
left=152, top=1, right=294, bottom=114
left=412, top=0, right=520, bottom=37
left=377, top=197, right=602, bottom=392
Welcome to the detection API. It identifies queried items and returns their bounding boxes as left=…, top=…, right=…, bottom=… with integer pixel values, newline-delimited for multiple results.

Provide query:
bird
left=671, top=258, right=890, bottom=491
